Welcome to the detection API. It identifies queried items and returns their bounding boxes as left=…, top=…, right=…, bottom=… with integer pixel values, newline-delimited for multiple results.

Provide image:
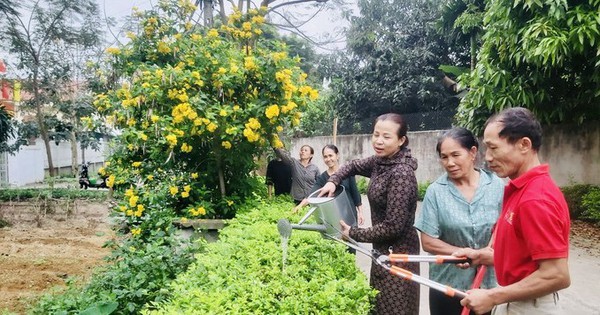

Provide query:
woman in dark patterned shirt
left=320, top=113, right=420, bottom=314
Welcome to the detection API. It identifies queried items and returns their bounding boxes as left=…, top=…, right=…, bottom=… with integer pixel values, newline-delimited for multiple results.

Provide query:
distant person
left=414, top=127, right=504, bottom=315
left=293, top=144, right=364, bottom=226
left=266, top=157, right=292, bottom=198
left=456, top=107, right=571, bottom=314
left=274, top=145, right=320, bottom=205
left=319, top=113, right=420, bottom=314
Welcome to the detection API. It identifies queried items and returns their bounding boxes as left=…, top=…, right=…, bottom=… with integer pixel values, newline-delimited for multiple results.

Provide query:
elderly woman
left=414, top=127, right=504, bottom=315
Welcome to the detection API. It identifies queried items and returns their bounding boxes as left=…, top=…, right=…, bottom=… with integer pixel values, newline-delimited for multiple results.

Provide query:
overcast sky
left=96, top=0, right=354, bottom=52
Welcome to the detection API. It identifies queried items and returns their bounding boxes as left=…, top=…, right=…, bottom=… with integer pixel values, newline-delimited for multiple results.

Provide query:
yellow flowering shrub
left=87, top=0, right=318, bottom=232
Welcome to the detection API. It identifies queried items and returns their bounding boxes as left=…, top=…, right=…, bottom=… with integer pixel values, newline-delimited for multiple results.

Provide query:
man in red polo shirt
left=456, top=107, right=570, bottom=314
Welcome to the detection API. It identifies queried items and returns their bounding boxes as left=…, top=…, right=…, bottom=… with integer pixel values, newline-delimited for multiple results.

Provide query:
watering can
left=278, top=185, right=356, bottom=238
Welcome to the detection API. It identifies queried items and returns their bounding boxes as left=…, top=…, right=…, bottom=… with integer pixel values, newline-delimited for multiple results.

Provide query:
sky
left=96, top=0, right=356, bottom=53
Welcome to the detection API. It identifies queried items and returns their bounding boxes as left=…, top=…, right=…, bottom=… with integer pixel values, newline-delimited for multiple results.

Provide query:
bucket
left=306, top=185, right=356, bottom=237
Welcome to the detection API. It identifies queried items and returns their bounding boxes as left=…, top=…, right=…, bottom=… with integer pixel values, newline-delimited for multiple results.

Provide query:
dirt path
left=0, top=200, right=113, bottom=314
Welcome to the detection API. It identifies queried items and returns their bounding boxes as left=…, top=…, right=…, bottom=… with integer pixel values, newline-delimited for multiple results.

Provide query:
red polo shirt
left=494, top=164, right=570, bottom=286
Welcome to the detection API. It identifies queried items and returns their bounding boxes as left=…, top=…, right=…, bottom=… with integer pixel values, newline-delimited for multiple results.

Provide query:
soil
left=0, top=200, right=114, bottom=314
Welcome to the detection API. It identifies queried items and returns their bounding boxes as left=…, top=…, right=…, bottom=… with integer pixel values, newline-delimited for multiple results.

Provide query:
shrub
left=582, top=187, right=600, bottom=223
left=88, top=1, right=319, bottom=222
left=0, top=188, right=106, bottom=202
left=561, top=184, right=595, bottom=219
left=356, top=176, right=369, bottom=195
left=143, top=199, right=375, bottom=314
left=418, top=181, right=431, bottom=201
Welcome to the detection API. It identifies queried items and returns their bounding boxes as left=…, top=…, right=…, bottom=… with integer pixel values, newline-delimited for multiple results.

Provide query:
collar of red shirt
left=508, top=164, right=549, bottom=190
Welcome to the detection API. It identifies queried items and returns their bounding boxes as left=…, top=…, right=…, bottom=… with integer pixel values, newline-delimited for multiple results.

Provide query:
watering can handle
left=297, top=207, right=318, bottom=225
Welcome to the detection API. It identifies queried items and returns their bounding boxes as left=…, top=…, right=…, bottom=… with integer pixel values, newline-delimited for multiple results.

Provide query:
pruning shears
left=324, top=233, right=468, bottom=299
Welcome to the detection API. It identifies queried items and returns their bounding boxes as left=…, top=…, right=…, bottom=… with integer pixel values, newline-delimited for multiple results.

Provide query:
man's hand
left=453, top=247, right=494, bottom=269
left=460, top=289, right=495, bottom=314
left=339, top=220, right=351, bottom=239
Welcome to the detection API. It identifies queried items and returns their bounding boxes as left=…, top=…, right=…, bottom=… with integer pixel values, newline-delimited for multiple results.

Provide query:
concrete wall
left=290, top=131, right=446, bottom=185
left=291, top=121, right=600, bottom=186
left=5, top=138, right=109, bottom=186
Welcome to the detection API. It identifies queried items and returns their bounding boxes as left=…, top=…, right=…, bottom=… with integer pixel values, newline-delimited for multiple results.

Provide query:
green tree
left=328, top=0, right=458, bottom=134
left=457, top=0, right=600, bottom=134
left=438, top=0, right=486, bottom=71
left=2, top=0, right=103, bottom=176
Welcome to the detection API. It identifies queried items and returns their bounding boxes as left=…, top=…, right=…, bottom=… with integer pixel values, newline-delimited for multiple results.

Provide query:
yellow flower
left=166, top=134, right=178, bottom=147
left=217, top=67, right=227, bottom=75
left=207, top=122, right=217, bottom=132
left=245, top=118, right=261, bottom=130
left=137, top=204, right=145, bottom=212
left=233, top=105, right=240, bottom=111
left=244, top=57, right=257, bottom=71
left=169, top=186, right=179, bottom=196
left=132, top=161, right=142, bottom=167
left=131, top=228, right=141, bottom=236
left=140, top=133, right=148, bottom=141
left=251, top=15, right=265, bottom=24
left=197, top=206, right=206, bottom=215
left=106, top=175, right=115, bottom=188
left=265, top=104, right=280, bottom=119
left=147, top=174, right=154, bottom=181
left=134, top=209, right=143, bottom=217
left=151, top=115, right=160, bottom=123
left=242, top=22, right=252, bottom=31
left=181, top=143, right=193, bottom=153
left=126, top=209, right=134, bottom=216
left=226, top=200, right=234, bottom=206
left=207, top=28, right=219, bottom=37
left=181, top=217, right=189, bottom=223
left=157, top=41, right=171, bottom=54
left=222, top=141, right=232, bottom=149
left=191, top=172, right=199, bottom=179
left=106, top=47, right=121, bottom=55
left=129, top=195, right=139, bottom=207
left=276, top=126, right=283, bottom=132
left=119, top=205, right=127, bottom=212
left=219, top=109, right=227, bottom=116
left=181, top=191, right=189, bottom=198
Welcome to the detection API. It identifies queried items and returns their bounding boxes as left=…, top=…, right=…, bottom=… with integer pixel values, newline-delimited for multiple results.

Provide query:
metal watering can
left=277, top=185, right=356, bottom=238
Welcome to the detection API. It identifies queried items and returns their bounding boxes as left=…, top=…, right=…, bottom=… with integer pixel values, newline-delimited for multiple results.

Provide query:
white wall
left=6, top=138, right=109, bottom=186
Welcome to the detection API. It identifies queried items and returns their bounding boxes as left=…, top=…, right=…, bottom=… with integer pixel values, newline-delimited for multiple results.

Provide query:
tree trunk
left=470, top=34, right=476, bottom=71
left=332, top=116, right=338, bottom=145
left=81, top=142, right=86, bottom=164
left=70, top=130, right=78, bottom=177
left=216, top=155, right=226, bottom=197
left=218, top=0, right=227, bottom=24
left=203, top=0, right=213, bottom=26
left=33, top=70, right=55, bottom=177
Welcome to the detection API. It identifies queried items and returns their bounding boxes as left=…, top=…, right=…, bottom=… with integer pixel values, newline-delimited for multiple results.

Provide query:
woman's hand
left=356, top=205, right=364, bottom=225
left=318, top=182, right=337, bottom=197
left=339, top=220, right=351, bottom=239
left=292, top=199, right=308, bottom=213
